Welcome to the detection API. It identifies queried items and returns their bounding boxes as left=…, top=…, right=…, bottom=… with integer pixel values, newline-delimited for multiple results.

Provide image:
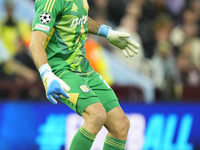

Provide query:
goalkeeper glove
left=97, top=25, right=140, bottom=57
left=39, top=64, right=70, bottom=104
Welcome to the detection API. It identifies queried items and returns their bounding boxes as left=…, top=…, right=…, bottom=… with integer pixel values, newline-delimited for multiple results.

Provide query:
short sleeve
left=32, top=0, right=63, bottom=35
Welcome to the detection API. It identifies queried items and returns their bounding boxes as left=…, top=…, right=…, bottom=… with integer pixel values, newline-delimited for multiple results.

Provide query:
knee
left=91, top=109, right=107, bottom=127
left=113, top=115, right=130, bottom=137
left=119, top=116, right=130, bottom=133
left=85, top=107, right=107, bottom=129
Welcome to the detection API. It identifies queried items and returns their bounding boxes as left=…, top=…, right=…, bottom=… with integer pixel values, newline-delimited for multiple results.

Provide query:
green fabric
left=57, top=71, right=119, bottom=115
left=104, top=100, right=120, bottom=113
left=69, top=127, right=96, bottom=150
left=32, top=0, right=93, bottom=74
left=103, top=136, right=126, bottom=150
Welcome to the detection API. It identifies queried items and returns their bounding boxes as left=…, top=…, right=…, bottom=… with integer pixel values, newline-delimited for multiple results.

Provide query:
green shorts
left=56, top=71, right=120, bottom=116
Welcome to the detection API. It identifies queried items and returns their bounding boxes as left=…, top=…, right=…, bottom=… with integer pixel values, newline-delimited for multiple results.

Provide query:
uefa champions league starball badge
left=39, top=12, right=51, bottom=24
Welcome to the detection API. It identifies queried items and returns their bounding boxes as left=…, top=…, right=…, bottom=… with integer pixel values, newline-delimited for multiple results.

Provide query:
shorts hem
left=77, top=97, right=100, bottom=116
left=103, top=100, right=120, bottom=113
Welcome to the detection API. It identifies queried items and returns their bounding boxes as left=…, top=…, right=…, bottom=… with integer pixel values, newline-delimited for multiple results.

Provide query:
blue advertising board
left=0, top=102, right=199, bottom=150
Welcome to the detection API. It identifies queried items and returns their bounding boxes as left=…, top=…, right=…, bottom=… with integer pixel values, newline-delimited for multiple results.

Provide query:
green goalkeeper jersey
left=32, top=0, right=93, bottom=75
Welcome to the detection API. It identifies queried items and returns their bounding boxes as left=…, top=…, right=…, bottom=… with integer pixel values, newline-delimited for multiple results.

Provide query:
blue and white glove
left=39, top=64, right=70, bottom=104
left=97, top=25, right=140, bottom=57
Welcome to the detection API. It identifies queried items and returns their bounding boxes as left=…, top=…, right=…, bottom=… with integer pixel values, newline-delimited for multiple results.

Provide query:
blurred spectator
left=153, top=13, right=173, bottom=43
left=0, top=1, right=36, bottom=73
left=163, top=52, right=200, bottom=101
left=0, top=39, right=37, bottom=83
left=166, top=0, right=185, bottom=21
left=170, top=7, right=199, bottom=47
left=112, top=14, right=151, bottom=76
left=189, top=0, right=200, bottom=25
left=149, top=13, right=174, bottom=97
left=150, top=41, right=177, bottom=100
left=89, top=0, right=108, bottom=11
left=107, top=0, right=127, bottom=25
left=0, top=0, right=42, bottom=100
left=177, top=51, right=200, bottom=87
left=136, top=0, right=173, bottom=58
left=182, top=7, right=199, bottom=24
left=125, top=0, right=143, bottom=20
left=0, top=0, right=32, bottom=55
left=0, top=39, right=42, bottom=100
left=0, top=0, right=36, bottom=73
left=170, top=7, right=200, bottom=71
left=179, top=39, right=200, bottom=73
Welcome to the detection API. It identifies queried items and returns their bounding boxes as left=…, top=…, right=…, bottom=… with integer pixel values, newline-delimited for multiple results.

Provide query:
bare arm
left=29, top=31, right=48, bottom=70
left=87, top=17, right=101, bottom=34
left=4, top=59, right=38, bottom=83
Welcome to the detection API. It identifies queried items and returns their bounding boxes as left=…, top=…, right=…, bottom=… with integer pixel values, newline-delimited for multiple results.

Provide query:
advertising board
left=0, top=102, right=199, bottom=150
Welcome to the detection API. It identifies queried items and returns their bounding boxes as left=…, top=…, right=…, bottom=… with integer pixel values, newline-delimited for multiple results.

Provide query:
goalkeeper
left=30, top=0, right=140, bottom=150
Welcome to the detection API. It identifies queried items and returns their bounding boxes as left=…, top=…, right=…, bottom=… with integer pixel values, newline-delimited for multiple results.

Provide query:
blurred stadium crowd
left=0, top=0, right=200, bottom=103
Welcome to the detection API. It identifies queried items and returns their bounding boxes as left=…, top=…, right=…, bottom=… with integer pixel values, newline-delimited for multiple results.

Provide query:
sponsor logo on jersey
left=39, top=12, right=51, bottom=24
left=71, top=3, right=78, bottom=12
left=79, top=84, right=90, bottom=93
left=35, top=24, right=50, bottom=32
left=70, top=15, right=88, bottom=28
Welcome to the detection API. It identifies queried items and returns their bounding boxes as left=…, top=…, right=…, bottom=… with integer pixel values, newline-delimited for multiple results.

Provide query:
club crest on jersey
left=39, top=12, right=51, bottom=24
left=79, top=84, right=90, bottom=93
